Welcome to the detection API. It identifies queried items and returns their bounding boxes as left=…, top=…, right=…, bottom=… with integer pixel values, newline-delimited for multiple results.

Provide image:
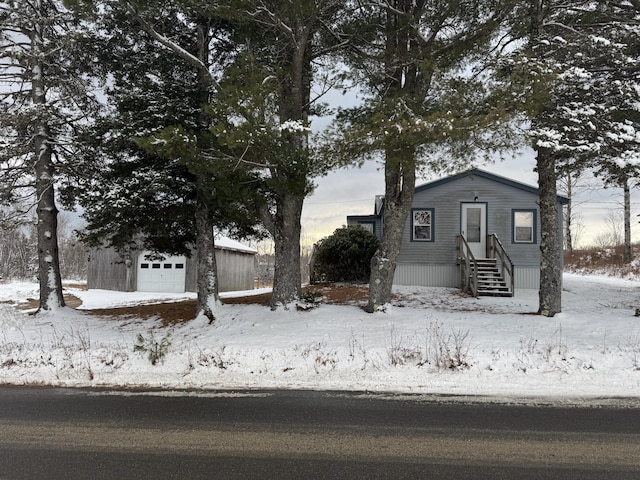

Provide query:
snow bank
left=0, top=273, right=639, bottom=401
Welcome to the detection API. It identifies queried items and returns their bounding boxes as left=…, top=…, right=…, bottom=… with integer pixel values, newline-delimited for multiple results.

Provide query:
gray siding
left=184, top=256, right=197, bottom=292
left=215, top=249, right=255, bottom=291
left=394, top=264, right=459, bottom=288
left=87, top=248, right=135, bottom=292
left=89, top=246, right=254, bottom=293
left=397, top=174, right=543, bottom=268
left=393, top=264, right=541, bottom=290
left=514, top=267, right=540, bottom=290
left=364, top=170, right=567, bottom=291
left=346, top=215, right=383, bottom=239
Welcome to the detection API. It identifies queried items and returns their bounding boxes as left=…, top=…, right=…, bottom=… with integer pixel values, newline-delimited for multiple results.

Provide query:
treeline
left=0, top=219, right=86, bottom=282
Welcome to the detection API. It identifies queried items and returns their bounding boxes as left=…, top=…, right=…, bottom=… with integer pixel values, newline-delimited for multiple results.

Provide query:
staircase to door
left=472, top=258, right=512, bottom=297
left=456, top=234, right=514, bottom=297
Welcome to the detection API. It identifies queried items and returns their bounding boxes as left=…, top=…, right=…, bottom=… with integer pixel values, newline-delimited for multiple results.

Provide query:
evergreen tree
left=211, top=0, right=345, bottom=308
left=324, top=0, right=518, bottom=312
left=72, top=0, right=262, bottom=322
left=503, top=1, right=640, bottom=314
left=83, top=0, right=345, bottom=312
left=0, top=0, right=98, bottom=310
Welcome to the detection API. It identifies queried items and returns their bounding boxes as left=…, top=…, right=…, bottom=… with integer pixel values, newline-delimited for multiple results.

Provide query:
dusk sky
left=302, top=90, right=637, bottom=249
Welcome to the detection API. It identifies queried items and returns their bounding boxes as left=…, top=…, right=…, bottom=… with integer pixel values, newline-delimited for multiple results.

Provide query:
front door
left=461, top=203, right=487, bottom=258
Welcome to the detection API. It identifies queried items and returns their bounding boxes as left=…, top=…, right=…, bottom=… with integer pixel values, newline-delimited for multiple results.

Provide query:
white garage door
left=137, top=252, right=186, bottom=293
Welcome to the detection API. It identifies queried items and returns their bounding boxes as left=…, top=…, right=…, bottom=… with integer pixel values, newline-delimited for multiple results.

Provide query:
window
left=411, top=208, right=434, bottom=242
left=141, top=263, right=149, bottom=269
left=513, top=210, right=536, bottom=243
left=175, top=263, right=184, bottom=269
left=163, top=264, right=172, bottom=269
left=152, top=263, right=161, bottom=269
left=358, top=222, right=374, bottom=234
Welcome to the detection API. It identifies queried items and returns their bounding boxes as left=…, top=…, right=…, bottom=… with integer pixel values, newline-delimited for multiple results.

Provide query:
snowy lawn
left=1, top=273, right=639, bottom=401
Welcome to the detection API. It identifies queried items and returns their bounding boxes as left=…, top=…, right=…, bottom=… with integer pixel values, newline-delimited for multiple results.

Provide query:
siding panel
left=87, top=248, right=134, bottom=291
left=393, top=264, right=540, bottom=290
left=89, top=246, right=254, bottom=293
left=398, top=174, right=544, bottom=268
left=394, top=264, right=459, bottom=288
left=215, top=249, right=255, bottom=292
left=514, top=267, right=540, bottom=290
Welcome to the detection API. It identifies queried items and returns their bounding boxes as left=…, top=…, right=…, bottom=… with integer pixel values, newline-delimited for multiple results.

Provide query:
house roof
left=415, top=168, right=569, bottom=204
left=215, top=236, right=257, bottom=255
left=359, top=168, right=569, bottom=217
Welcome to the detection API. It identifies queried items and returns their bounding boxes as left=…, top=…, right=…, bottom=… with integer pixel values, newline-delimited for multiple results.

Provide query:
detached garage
left=87, top=237, right=257, bottom=293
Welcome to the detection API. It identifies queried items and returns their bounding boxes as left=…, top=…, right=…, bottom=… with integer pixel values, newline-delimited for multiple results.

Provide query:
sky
left=1, top=272, right=639, bottom=400
left=52, top=86, right=638, bottom=251
left=301, top=92, right=640, bottom=249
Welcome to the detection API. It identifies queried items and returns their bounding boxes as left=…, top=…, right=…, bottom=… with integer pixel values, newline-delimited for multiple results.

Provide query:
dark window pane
left=466, top=207, right=481, bottom=242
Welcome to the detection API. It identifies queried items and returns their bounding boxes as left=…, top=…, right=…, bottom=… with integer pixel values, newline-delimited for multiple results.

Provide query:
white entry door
left=137, top=252, right=187, bottom=293
left=461, top=203, right=487, bottom=258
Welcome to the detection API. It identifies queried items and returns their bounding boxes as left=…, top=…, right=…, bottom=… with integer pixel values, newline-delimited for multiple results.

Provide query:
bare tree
left=0, top=211, right=36, bottom=281
left=604, top=208, right=624, bottom=248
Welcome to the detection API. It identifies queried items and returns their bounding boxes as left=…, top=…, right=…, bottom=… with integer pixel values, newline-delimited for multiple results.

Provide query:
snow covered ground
left=1, top=273, right=639, bottom=402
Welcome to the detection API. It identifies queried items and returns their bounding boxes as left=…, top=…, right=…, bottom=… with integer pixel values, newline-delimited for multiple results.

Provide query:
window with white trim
left=513, top=210, right=536, bottom=243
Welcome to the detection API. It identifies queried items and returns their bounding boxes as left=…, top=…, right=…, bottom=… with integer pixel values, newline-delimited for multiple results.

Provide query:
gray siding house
left=347, top=169, right=568, bottom=294
left=87, top=237, right=256, bottom=294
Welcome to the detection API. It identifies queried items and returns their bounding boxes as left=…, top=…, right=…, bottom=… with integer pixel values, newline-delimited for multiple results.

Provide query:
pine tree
left=0, top=0, right=98, bottom=311
left=72, top=1, right=262, bottom=322
left=211, top=0, right=346, bottom=308
left=324, top=0, right=518, bottom=312
left=506, top=1, right=640, bottom=314
left=84, top=0, right=345, bottom=312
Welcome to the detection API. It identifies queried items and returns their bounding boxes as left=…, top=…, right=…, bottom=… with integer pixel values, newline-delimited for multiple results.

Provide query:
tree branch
left=119, top=0, right=218, bottom=90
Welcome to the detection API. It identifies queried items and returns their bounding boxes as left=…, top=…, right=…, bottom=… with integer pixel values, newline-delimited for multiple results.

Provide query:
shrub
left=311, top=226, right=379, bottom=282
left=134, top=331, right=171, bottom=365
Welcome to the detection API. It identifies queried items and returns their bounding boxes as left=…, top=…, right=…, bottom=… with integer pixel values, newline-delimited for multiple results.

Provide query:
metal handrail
left=456, top=235, right=478, bottom=297
left=487, top=234, right=515, bottom=295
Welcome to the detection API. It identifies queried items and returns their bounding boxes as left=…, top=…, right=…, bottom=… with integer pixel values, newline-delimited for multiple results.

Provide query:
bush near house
left=311, top=226, right=379, bottom=283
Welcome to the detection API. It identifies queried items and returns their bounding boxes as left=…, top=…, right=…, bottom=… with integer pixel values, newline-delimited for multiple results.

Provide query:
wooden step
left=467, top=259, right=513, bottom=297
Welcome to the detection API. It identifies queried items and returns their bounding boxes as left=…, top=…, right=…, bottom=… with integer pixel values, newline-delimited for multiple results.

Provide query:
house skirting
left=393, top=264, right=540, bottom=290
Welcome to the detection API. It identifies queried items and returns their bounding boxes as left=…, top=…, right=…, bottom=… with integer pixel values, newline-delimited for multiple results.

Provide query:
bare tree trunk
left=193, top=22, right=220, bottom=323
left=367, top=147, right=416, bottom=312
left=366, top=0, right=418, bottom=312
left=194, top=177, right=219, bottom=323
left=564, top=171, right=573, bottom=254
left=537, top=148, right=562, bottom=317
left=267, top=18, right=313, bottom=308
left=622, top=176, right=632, bottom=264
left=269, top=193, right=303, bottom=309
left=35, top=144, right=65, bottom=311
left=33, top=0, right=65, bottom=311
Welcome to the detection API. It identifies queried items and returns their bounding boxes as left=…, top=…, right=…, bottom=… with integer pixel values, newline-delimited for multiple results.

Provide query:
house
left=87, top=236, right=257, bottom=293
left=347, top=168, right=568, bottom=296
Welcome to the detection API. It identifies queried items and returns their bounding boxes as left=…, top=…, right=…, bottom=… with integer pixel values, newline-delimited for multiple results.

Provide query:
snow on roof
left=215, top=236, right=257, bottom=254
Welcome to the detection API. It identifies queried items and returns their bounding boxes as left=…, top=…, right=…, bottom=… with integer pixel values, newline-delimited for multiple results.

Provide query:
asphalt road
left=0, top=387, right=638, bottom=479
